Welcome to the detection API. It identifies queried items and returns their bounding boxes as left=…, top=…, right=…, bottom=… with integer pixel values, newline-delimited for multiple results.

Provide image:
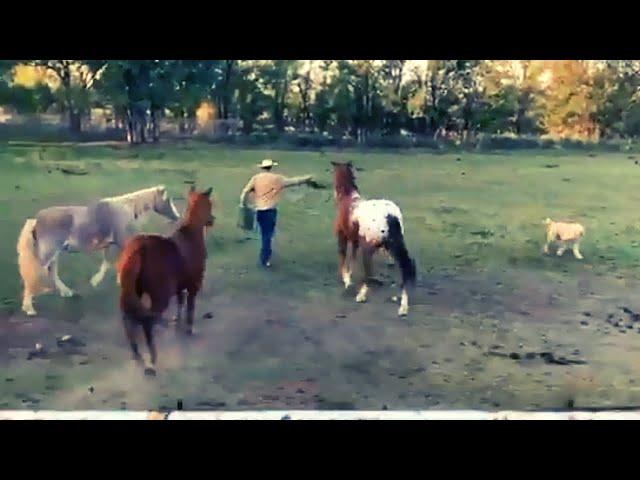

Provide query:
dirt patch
left=3, top=266, right=640, bottom=411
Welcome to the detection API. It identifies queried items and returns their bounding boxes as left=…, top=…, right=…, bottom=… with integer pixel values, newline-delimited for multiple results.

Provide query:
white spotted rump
left=352, top=199, right=403, bottom=244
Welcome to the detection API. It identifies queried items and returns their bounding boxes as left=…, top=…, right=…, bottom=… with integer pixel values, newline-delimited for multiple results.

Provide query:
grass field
left=2, top=142, right=640, bottom=411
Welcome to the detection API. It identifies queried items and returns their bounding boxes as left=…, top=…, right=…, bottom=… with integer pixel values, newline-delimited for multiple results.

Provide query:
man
left=240, top=159, right=313, bottom=267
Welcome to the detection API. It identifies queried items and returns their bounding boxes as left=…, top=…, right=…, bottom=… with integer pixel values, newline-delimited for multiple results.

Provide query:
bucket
left=237, top=205, right=255, bottom=231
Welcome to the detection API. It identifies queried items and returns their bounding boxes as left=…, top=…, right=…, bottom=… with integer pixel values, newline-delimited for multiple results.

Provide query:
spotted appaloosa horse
left=331, top=161, right=416, bottom=316
left=116, top=186, right=214, bottom=376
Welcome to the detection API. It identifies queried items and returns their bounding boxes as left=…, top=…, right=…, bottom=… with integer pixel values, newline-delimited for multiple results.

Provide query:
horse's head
left=330, top=161, right=357, bottom=198
left=186, top=186, right=215, bottom=228
left=153, top=186, right=181, bottom=221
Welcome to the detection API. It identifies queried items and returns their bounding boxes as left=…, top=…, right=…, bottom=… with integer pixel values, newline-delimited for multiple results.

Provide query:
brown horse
left=116, top=186, right=215, bottom=375
left=331, top=161, right=416, bottom=316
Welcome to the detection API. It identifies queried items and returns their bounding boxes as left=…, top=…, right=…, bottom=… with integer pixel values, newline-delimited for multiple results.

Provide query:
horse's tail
left=383, top=214, right=416, bottom=288
left=117, top=241, right=153, bottom=321
left=17, top=218, right=51, bottom=296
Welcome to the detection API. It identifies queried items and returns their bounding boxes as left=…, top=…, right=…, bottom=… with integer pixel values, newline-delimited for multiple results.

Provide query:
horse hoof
left=398, top=306, right=409, bottom=317
left=144, top=367, right=157, bottom=377
left=355, top=295, right=367, bottom=303
left=24, top=309, right=37, bottom=317
left=60, top=290, right=75, bottom=298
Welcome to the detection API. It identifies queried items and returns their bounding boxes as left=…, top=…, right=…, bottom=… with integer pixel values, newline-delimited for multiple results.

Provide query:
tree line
left=1, top=60, right=640, bottom=145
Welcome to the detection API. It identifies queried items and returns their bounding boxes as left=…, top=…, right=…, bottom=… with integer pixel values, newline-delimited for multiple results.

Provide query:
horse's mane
left=102, top=185, right=164, bottom=218
left=333, top=164, right=358, bottom=197
left=102, top=185, right=164, bottom=204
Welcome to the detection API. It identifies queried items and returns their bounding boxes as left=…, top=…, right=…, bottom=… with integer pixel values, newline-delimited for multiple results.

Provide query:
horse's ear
left=330, top=161, right=339, bottom=167
left=203, top=187, right=213, bottom=197
left=189, top=185, right=196, bottom=193
left=346, top=161, right=353, bottom=167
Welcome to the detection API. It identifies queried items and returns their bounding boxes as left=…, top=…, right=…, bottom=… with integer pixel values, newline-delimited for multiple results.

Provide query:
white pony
left=17, top=185, right=181, bottom=316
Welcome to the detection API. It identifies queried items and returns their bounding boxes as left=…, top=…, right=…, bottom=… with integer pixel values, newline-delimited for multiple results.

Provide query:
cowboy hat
left=258, top=158, right=279, bottom=169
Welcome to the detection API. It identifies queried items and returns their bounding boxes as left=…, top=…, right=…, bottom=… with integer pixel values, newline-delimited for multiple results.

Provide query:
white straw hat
left=258, top=158, right=278, bottom=168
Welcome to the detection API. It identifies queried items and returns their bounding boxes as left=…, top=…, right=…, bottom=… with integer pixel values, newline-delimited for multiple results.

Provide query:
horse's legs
left=556, top=242, right=566, bottom=257
left=185, top=290, right=197, bottom=335
left=398, top=251, right=415, bottom=317
left=21, top=291, right=37, bottom=317
left=141, top=319, right=157, bottom=376
left=397, top=288, right=409, bottom=316
left=48, top=254, right=74, bottom=297
left=398, top=280, right=411, bottom=317
left=350, top=237, right=359, bottom=282
left=356, top=245, right=374, bottom=303
left=543, top=228, right=555, bottom=255
left=572, top=241, right=584, bottom=260
left=338, top=234, right=351, bottom=289
left=122, top=314, right=143, bottom=365
left=90, top=248, right=111, bottom=288
left=173, top=289, right=185, bottom=324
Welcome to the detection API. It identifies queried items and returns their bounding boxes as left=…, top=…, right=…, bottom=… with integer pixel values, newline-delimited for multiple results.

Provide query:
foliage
left=1, top=60, right=640, bottom=145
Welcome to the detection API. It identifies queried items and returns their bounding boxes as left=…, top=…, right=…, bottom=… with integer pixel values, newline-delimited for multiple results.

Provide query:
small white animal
left=543, top=218, right=585, bottom=259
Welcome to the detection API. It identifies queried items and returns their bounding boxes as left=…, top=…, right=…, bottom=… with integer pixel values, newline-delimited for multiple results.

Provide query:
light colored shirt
left=240, top=171, right=312, bottom=211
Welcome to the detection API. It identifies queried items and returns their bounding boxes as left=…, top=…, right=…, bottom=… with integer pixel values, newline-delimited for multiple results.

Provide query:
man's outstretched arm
left=281, top=174, right=313, bottom=188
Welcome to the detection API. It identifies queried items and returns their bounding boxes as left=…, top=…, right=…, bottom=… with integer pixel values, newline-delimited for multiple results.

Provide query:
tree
left=380, top=60, right=409, bottom=134
left=590, top=61, right=640, bottom=139
left=29, top=60, right=106, bottom=134
left=406, top=60, right=461, bottom=138
left=541, top=60, right=598, bottom=139
left=481, top=60, right=545, bottom=135
left=95, top=60, right=150, bottom=143
left=212, top=60, right=237, bottom=120
left=234, top=61, right=268, bottom=134
left=260, top=60, right=299, bottom=132
left=290, top=64, right=314, bottom=131
left=310, top=61, right=335, bottom=134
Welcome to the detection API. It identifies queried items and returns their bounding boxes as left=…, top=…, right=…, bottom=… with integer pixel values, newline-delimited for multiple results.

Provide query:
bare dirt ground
left=3, top=256, right=640, bottom=412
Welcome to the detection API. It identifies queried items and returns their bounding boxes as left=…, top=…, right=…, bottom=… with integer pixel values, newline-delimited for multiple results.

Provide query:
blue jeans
left=256, top=209, right=277, bottom=266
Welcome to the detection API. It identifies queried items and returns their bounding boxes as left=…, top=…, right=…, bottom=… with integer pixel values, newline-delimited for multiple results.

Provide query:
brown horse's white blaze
left=331, top=161, right=416, bottom=316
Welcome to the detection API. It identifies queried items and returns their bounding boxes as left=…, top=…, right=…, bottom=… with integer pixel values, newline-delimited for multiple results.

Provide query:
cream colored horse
left=17, top=185, right=181, bottom=316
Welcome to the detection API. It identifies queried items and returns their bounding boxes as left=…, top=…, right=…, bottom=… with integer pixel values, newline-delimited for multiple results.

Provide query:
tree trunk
left=138, top=115, right=146, bottom=143
left=126, top=105, right=148, bottom=145
left=221, top=60, right=235, bottom=120
left=69, top=109, right=82, bottom=134
left=126, top=112, right=135, bottom=144
left=242, top=118, right=253, bottom=135
left=150, top=109, right=160, bottom=142
left=177, top=109, right=187, bottom=134
left=187, top=109, right=196, bottom=134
